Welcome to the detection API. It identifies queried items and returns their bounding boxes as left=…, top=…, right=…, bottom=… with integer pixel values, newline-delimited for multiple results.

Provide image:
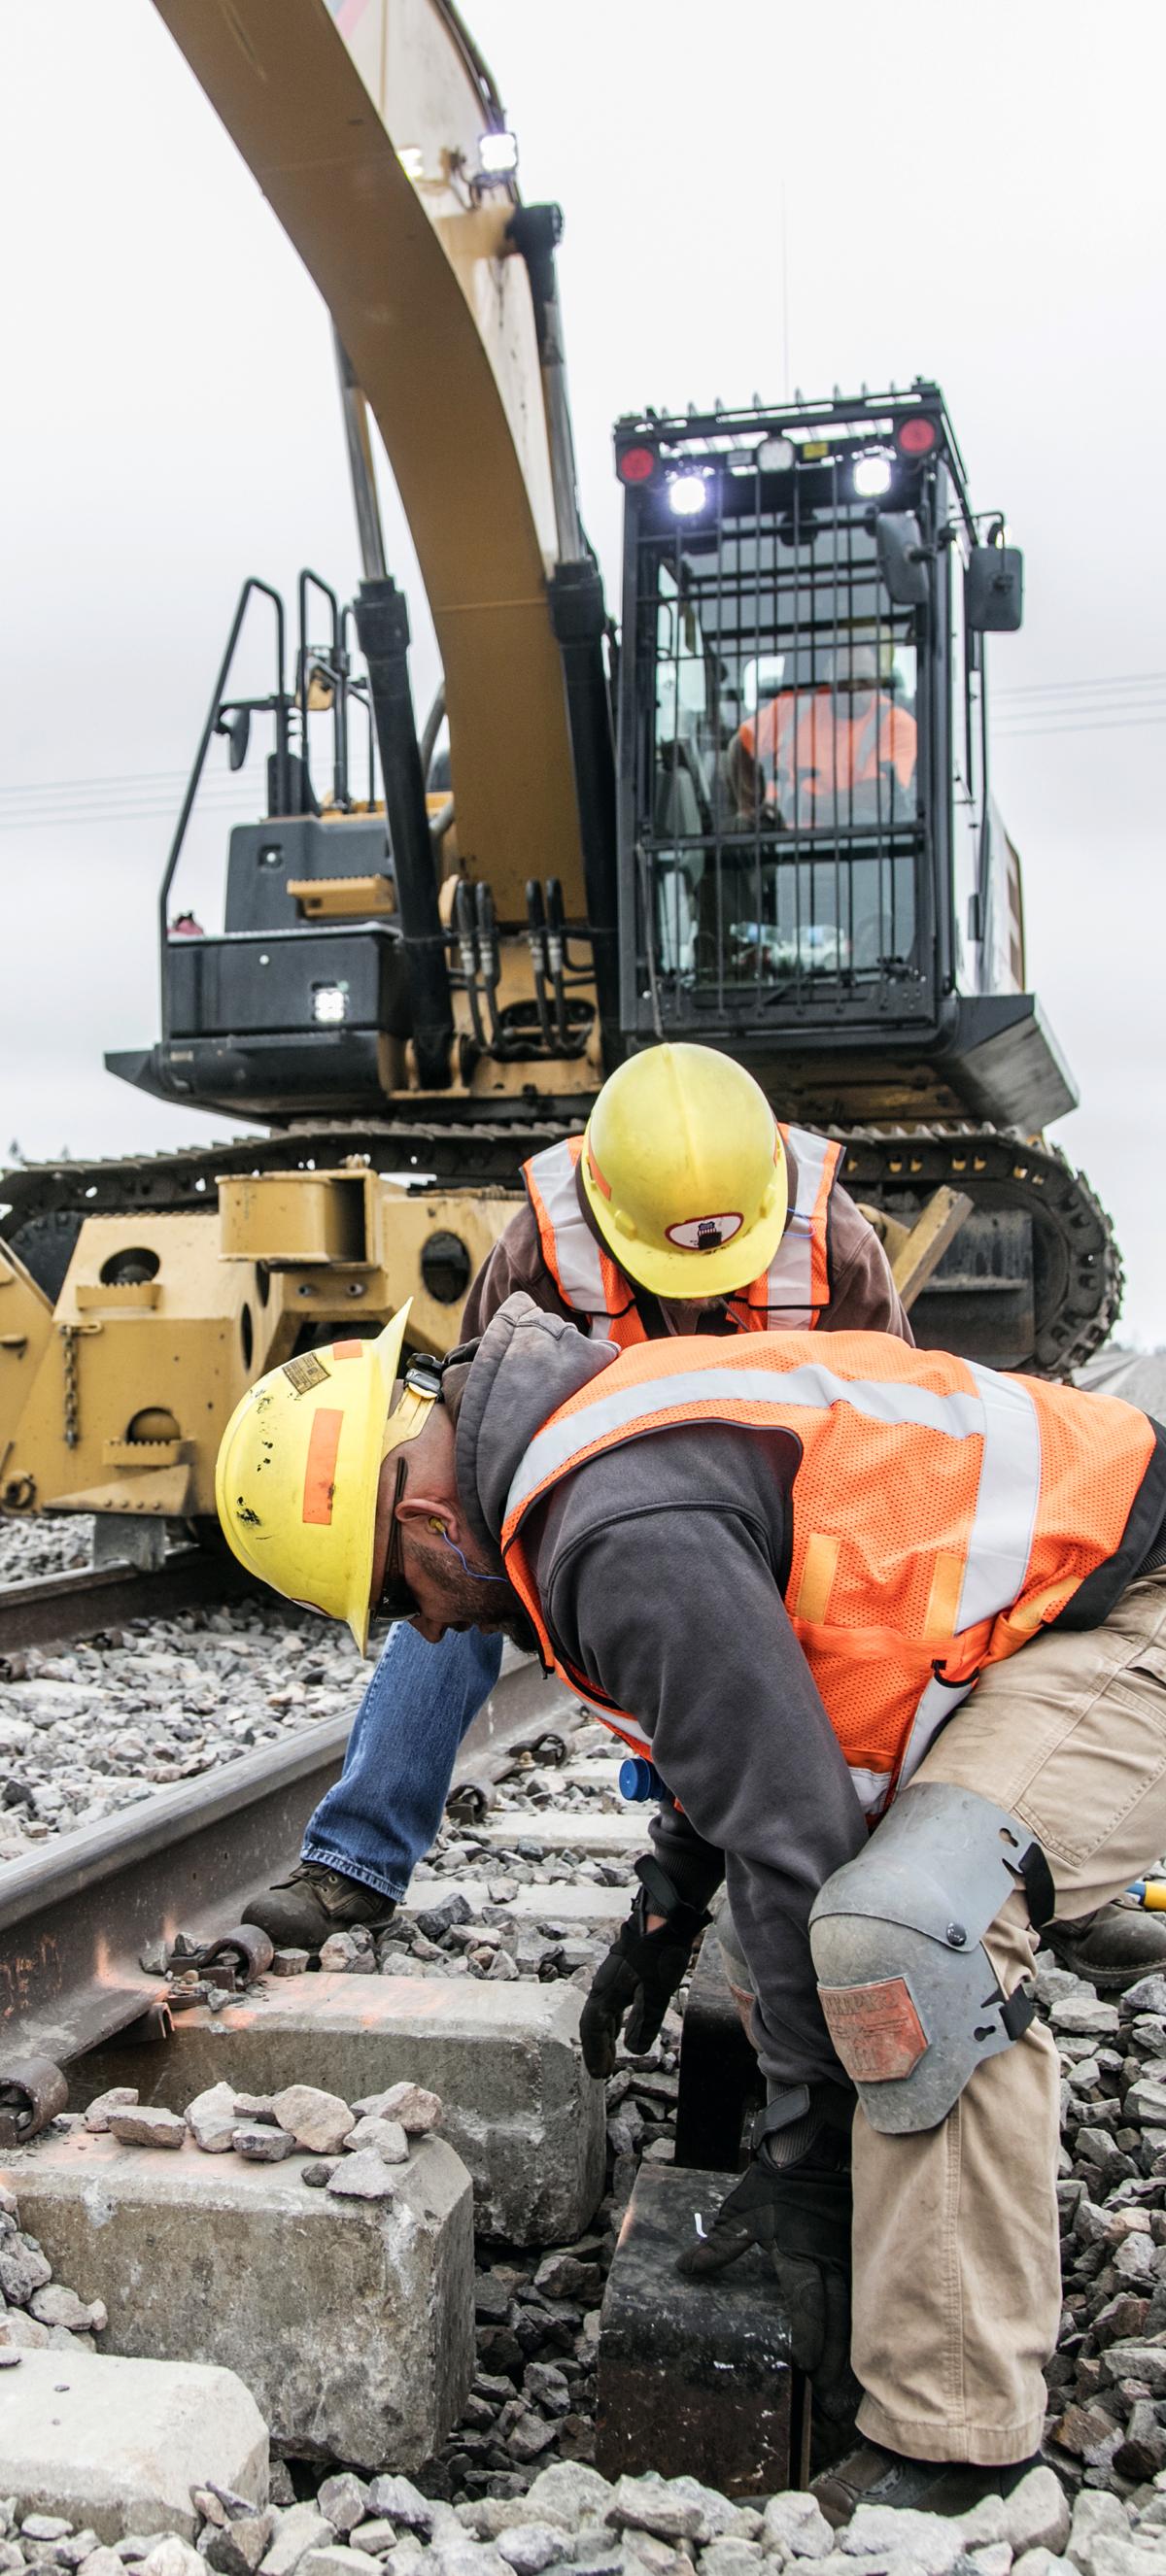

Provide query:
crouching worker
left=216, top=1297, right=1166, bottom=2516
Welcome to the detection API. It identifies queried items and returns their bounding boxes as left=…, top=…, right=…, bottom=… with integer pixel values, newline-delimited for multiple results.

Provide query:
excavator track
left=0, top=1118, right=580, bottom=1305
left=831, top=1123, right=1122, bottom=1378
left=0, top=1116, right=1121, bottom=1380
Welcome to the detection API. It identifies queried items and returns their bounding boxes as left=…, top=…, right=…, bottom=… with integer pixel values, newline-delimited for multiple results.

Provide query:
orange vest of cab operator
left=739, top=689, right=917, bottom=812
left=499, top=1333, right=1155, bottom=1820
left=523, top=1127, right=843, bottom=1343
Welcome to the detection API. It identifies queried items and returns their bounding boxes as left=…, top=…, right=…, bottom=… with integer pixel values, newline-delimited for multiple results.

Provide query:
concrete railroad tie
left=4, top=2130, right=474, bottom=2472
left=61, top=1975, right=605, bottom=2245
left=0, top=2347, right=268, bottom=2541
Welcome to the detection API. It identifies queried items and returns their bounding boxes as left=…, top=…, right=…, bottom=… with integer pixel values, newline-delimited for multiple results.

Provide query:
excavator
left=0, top=0, right=1120, bottom=1550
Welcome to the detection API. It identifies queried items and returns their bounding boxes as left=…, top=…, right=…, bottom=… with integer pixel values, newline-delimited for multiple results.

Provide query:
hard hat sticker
left=665, top=1211, right=744, bottom=1252
left=282, top=1350, right=329, bottom=1397
left=302, top=1407, right=344, bottom=1525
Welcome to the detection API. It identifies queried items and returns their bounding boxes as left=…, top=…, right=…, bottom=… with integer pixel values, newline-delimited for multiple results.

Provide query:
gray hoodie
left=452, top=1291, right=868, bottom=2087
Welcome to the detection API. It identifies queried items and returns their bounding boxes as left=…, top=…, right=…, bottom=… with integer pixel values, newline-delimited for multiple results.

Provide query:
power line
left=0, top=763, right=194, bottom=799
left=994, top=670, right=1166, bottom=701
left=3, top=663, right=1161, bottom=833
left=0, top=787, right=252, bottom=824
left=993, top=709, right=1166, bottom=742
left=995, top=710, right=1166, bottom=734
left=994, top=697, right=1166, bottom=726
left=0, top=786, right=247, bottom=817
left=0, top=790, right=255, bottom=834
left=993, top=691, right=1166, bottom=727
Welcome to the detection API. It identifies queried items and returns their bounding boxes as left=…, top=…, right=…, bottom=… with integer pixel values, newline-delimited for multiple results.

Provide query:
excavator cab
left=614, top=386, right=1066, bottom=1135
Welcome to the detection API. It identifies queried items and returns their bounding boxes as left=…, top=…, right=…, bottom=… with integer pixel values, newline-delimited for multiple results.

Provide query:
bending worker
left=220, top=1284, right=1166, bottom=2515
left=245, top=1044, right=912, bottom=1950
left=245, top=1041, right=1160, bottom=2003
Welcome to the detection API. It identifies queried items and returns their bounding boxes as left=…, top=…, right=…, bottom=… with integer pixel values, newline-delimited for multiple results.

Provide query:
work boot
left=813, top=2440, right=1045, bottom=2526
left=242, top=1860, right=395, bottom=1953
left=1046, top=1896, right=1166, bottom=1992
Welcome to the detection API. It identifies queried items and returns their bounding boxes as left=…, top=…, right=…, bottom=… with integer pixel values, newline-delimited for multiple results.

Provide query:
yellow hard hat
left=579, top=1043, right=787, bottom=1300
left=214, top=1305, right=435, bottom=1655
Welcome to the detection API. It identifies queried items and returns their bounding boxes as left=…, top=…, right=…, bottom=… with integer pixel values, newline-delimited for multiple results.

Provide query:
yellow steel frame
left=0, top=1177, right=521, bottom=1524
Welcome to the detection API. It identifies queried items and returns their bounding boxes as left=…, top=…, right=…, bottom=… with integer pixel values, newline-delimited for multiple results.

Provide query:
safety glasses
left=377, top=1451, right=420, bottom=1623
left=374, top=1351, right=446, bottom=1625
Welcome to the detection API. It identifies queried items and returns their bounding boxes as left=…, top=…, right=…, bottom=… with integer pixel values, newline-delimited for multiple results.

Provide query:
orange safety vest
left=522, top=1127, right=843, bottom=1345
left=499, top=1333, right=1156, bottom=1817
left=739, top=689, right=917, bottom=811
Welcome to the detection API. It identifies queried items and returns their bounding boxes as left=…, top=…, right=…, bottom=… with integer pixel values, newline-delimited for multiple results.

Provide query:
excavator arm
left=151, top=0, right=589, bottom=920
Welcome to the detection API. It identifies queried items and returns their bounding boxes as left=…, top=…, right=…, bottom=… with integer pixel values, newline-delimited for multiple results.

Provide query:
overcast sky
left=2, top=2, right=1163, bottom=1340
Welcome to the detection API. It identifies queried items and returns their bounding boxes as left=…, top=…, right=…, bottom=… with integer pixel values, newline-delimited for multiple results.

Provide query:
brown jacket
left=463, top=1153, right=911, bottom=1346
left=455, top=1146, right=909, bottom=2053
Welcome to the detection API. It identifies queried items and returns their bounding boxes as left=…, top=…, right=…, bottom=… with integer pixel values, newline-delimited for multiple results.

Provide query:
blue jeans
left=301, top=1622, right=505, bottom=1902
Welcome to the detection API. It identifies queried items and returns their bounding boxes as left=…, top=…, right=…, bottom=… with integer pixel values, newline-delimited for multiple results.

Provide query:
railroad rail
left=0, top=1644, right=584, bottom=2137
left=0, top=1545, right=258, bottom=1655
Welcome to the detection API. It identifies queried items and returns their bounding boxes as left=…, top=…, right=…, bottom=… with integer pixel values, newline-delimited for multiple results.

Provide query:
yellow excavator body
left=0, top=1180, right=519, bottom=1522
left=0, top=2, right=1122, bottom=1538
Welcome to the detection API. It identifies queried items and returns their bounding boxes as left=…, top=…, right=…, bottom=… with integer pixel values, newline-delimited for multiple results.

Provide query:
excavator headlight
left=312, top=982, right=349, bottom=1026
left=668, top=473, right=709, bottom=519
left=478, top=129, right=519, bottom=177
left=853, top=455, right=893, bottom=498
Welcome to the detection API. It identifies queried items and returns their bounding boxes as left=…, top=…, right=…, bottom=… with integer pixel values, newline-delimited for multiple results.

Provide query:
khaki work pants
left=728, top=1565, right=1166, bottom=2464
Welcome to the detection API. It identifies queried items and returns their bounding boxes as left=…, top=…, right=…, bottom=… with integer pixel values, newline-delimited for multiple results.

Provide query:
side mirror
left=966, top=544, right=1024, bottom=633
left=876, top=513, right=931, bottom=606
left=216, top=705, right=252, bottom=771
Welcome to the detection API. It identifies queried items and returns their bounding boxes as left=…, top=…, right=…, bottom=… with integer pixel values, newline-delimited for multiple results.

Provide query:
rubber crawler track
left=0, top=1114, right=1122, bottom=1380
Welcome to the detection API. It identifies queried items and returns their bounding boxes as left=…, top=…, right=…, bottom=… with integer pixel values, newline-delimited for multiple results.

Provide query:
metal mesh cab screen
left=625, top=453, right=934, bottom=1038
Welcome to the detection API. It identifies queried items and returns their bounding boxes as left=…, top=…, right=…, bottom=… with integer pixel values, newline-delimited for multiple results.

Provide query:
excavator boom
left=153, top=0, right=587, bottom=920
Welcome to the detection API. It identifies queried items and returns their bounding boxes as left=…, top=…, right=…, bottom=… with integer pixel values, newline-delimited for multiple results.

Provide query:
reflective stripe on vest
left=728, top=1127, right=841, bottom=1330
left=523, top=1126, right=842, bottom=1346
left=523, top=1138, right=636, bottom=1339
left=499, top=1334, right=1154, bottom=1820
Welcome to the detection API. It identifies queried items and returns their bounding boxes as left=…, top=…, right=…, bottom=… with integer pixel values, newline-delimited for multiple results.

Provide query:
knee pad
left=711, top=1895, right=757, bottom=2036
left=808, top=1781, right=1054, bottom=2134
left=713, top=1893, right=754, bottom=1996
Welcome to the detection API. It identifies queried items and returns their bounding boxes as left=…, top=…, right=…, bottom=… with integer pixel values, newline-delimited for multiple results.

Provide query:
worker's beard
left=407, top=1530, right=537, bottom=1651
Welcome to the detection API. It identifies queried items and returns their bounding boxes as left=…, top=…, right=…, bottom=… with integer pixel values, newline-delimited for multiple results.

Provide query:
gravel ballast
left=0, top=1583, right=361, bottom=1863
left=9, top=1531, right=1166, bottom=2562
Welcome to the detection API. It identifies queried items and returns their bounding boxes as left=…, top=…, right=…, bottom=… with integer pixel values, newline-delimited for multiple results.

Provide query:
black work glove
left=580, top=1881, right=709, bottom=2080
left=677, top=2088, right=859, bottom=2423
